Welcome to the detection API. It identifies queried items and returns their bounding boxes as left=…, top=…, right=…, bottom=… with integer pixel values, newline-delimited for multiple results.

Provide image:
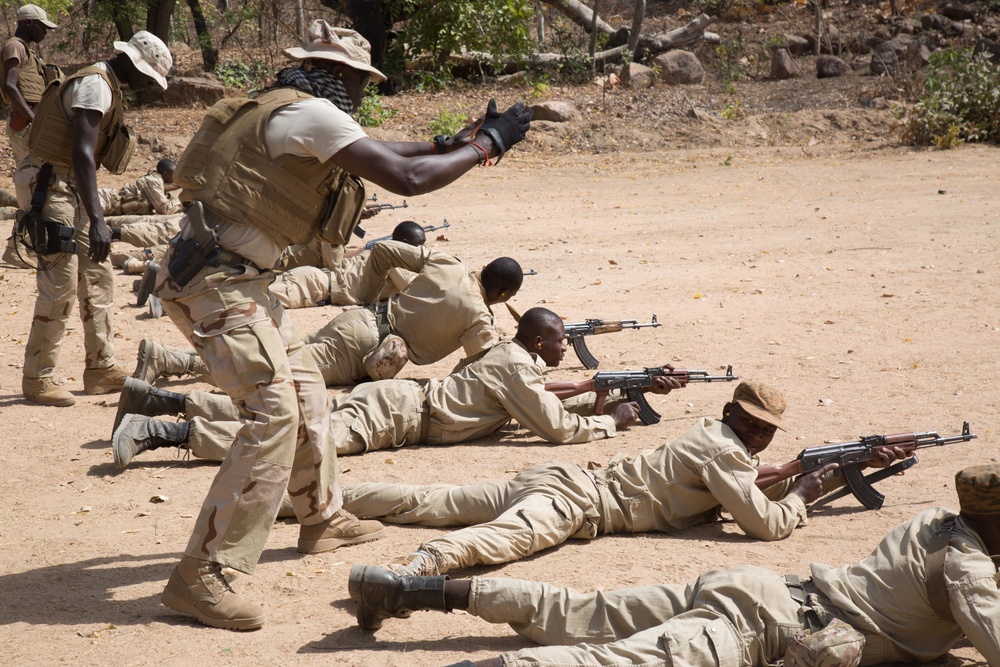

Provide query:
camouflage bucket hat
left=955, top=464, right=1000, bottom=515
left=732, top=381, right=786, bottom=431
left=784, top=618, right=864, bottom=667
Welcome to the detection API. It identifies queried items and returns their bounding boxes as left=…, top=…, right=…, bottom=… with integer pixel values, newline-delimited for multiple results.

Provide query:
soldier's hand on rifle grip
left=593, top=389, right=610, bottom=416
left=865, top=445, right=910, bottom=469
left=360, top=205, right=381, bottom=220
left=89, top=219, right=112, bottom=263
left=790, top=462, right=840, bottom=505
left=650, top=365, right=688, bottom=394
left=612, top=401, right=641, bottom=429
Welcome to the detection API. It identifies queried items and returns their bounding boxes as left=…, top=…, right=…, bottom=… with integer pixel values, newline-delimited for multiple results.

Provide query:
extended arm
left=3, top=57, right=33, bottom=122
left=72, top=108, right=111, bottom=262
left=500, top=366, right=617, bottom=444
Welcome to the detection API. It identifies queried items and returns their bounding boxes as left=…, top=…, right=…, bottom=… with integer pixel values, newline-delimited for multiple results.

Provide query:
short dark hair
left=481, top=256, right=523, bottom=294
left=516, top=307, right=563, bottom=341
left=156, top=158, right=176, bottom=175
left=392, top=220, right=426, bottom=246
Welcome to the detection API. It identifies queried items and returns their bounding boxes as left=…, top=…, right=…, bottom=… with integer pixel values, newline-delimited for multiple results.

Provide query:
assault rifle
left=365, top=200, right=409, bottom=215
left=564, top=315, right=661, bottom=369
left=754, top=422, right=977, bottom=510
left=364, top=220, right=450, bottom=250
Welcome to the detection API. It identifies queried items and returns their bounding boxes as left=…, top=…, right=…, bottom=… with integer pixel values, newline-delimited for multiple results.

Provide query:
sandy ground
left=0, top=141, right=997, bottom=666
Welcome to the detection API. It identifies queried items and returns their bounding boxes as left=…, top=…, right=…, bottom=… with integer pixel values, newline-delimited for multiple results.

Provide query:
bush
left=356, top=89, right=397, bottom=128
left=429, top=109, right=470, bottom=137
left=215, top=58, right=271, bottom=91
left=898, top=48, right=1000, bottom=148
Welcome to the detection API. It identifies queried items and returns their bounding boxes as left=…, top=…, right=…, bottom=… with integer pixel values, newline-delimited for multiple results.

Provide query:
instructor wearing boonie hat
left=14, top=30, right=170, bottom=407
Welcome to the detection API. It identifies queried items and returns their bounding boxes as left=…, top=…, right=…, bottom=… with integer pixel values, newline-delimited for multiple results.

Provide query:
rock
left=0, top=187, right=17, bottom=208
left=941, top=3, right=977, bottom=21
left=0, top=206, right=18, bottom=220
left=769, top=34, right=811, bottom=55
left=529, top=101, right=581, bottom=123
left=770, top=49, right=797, bottom=79
left=807, top=25, right=844, bottom=54
left=620, top=62, right=656, bottom=88
left=870, top=45, right=898, bottom=76
left=653, top=50, right=706, bottom=85
left=921, top=13, right=949, bottom=31
left=686, top=107, right=716, bottom=123
left=163, top=76, right=225, bottom=106
left=974, top=37, right=1000, bottom=63
left=894, top=17, right=921, bottom=35
left=906, top=40, right=931, bottom=68
left=816, top=55, right=848, bottom=78
left=169, top=41, right=194, bottom=54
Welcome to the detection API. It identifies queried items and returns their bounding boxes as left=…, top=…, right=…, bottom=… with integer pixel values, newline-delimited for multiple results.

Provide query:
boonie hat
left=955, top=464, right=1000, bottom=516
left=284, top=20, right=387, bottom=84
left=17, top=4, right=57, bottom=29
left=113, top=30, right=172, bottom=90
left=732, top=381, right=786, bottom=431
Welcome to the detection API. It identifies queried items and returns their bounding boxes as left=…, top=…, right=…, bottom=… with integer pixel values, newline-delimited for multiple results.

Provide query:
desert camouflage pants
left=275, top=238, right=344, bottom=272
left=156, top=248, right=340, bottom=574
left=111, top=213, right=183, bottom=247
left=14, top=167, right=116, bottom=378
left=269, top=266, right=334, bottom=309
left=4, top=122, right=30, bottom=252
left=342, top=462, right=602, bottom=573
left=470, top=567, right=818, bottom=667
left=305, top=307, right=380, bottom=386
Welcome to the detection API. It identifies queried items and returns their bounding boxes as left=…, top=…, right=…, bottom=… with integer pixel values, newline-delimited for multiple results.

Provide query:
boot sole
left=113, top=377, right=141, bottom=436
left=297, top=525, right=387, bottom=555
left=161, top=587, right=265, bottom=631
left=133, top=339, right=153, bottom=382
left=23, top=392, right=76, bottom=407
left=111, top=413, right=138, bottom=470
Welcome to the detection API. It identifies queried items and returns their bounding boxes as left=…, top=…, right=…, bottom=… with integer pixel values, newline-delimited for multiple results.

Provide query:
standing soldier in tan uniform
left=14, top=31, right=171, bottom=406
left=153, top=20, right=531, bottom=631
left=110, top=308, right=662, bottom=468
left=350, top=464, right=1000, bottom=667
left=1, top=3, right=59, bottom=265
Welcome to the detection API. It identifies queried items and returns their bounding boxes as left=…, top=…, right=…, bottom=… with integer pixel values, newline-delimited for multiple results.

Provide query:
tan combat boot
left=298, top=508, right=386, bottom=554
left=22, top=376, right=76, bottom=407
left=161, top=556, right=265, bottom=631
left=133, top=338, right=211, bottom=385
left=121, top=257, right=149, bottom=275
left=83, top=365, right=129, bottom=395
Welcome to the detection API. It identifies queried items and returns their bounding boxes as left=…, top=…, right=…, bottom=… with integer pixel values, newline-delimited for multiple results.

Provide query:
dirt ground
left=1, top=120, right=998, bottom=665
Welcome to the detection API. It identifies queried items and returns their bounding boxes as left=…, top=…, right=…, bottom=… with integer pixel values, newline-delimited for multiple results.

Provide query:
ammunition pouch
left=18, top=210, right=76, bottom=256
left=317, top=172, right=366, bottom=246
left=167, top=201, right=221, bottom=287
left=100, top=125, right=137, bottom=175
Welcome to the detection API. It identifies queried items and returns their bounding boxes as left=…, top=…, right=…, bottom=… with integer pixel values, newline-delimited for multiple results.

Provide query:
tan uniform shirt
left=357, top=241, right=500, bottom=365
left=600, top=417, right=808, bottom=539
left=813, top=507, right=1000, bottom=665
left=121, top=172, right=181, bottom=215
left=424, top=339, right=617, bottom=445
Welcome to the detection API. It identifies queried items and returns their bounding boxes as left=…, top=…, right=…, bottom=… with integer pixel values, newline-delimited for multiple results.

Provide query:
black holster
left=167, top=201, right=220, bottom=287
left=18, top=163, right=77, bottom=257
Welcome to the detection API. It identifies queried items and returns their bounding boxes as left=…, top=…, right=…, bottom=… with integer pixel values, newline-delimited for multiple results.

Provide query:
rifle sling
left=810, top=456, right=919, bottom=510
left=925, top=517, right=956, bottom=623
left=30, top=163, right=54, bottom=215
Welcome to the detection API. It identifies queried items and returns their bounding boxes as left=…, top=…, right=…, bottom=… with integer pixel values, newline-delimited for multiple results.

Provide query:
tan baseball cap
left=732, top=381, right=786, bottom=431
left=283, top=20, right=387, bottom=84
left=114, top=30, right=172, bottom=90
left=17, top=4, right=57, bottom=29
left=956, top=464, right=1000, bottom=516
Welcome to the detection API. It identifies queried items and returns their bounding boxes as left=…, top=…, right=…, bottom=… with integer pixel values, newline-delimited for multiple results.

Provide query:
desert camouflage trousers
left=305, top=307, right=381, bottom=386
left=342, top=462, right=603, bottom=573
left=110, top=213, right=183, bottom=248
left=470, top=567, right=832, bottom=667
left=269, top=266, right=335, bottom=309
left=156, top=249, right=340, bottom=574
left=14, top=166, right=116, bottom=378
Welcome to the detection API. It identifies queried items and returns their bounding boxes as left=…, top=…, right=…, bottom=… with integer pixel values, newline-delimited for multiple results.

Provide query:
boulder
left=529, top=101, right=581, bottom=123
left=770, top=49, right=797, bottom=80
left=870, top=45, right=899, bottom=75
left=894, top=17, right=921, bottom=35
left=652, top=50, right=706, bottom=85
left=162, top=76, right=225, bottom=107
left=974, top=37, right=1000, bottom=63
left=921, top=13, right=949, bottom=31
left=941, top=3, right=978, bottom=21
left=906, top=40, right=931, bottom=68
left=768, top=34, right=811, bottom=55
left=816, top=55, right=849, bottom=78
left=620, top=62, right=656, bottom=88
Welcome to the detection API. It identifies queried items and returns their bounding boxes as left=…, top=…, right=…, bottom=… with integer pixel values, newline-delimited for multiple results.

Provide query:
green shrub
left=429, top=109, right=469, bottom=137
left=215, top=59, right=271, bottom=91
left=356, top=89, right=397, bottom=128
left=898, top=48, right=1000, bottom=148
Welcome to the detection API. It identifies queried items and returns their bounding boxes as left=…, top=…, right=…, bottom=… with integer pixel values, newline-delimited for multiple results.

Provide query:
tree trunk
left=535, top=0, right=546, bottom=45
left=627, top=0, right=645, bottom=54
left=146, top=0, right=177, bottom=42
left=588, top=0, right=602, bottom=66
left=593, top=13, right=715, bottom=68
left=541, top=0, right=615, bottom=35
left=99, top=0, right=135, bottom=41
left=186, top=0, right=218, bottom=71
left=294, top=0, right=304, bottom=38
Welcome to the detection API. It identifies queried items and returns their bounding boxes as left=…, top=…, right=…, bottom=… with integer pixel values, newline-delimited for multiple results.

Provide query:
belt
left=784, top=574, right=824, bottom=632
left=374, top=304, right=393, bottom=341
left=217, top=248, right=256, bottom=269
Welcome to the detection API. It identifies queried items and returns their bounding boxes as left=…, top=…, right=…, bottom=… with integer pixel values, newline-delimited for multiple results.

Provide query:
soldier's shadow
left=302, top=618, right=525, bottom=654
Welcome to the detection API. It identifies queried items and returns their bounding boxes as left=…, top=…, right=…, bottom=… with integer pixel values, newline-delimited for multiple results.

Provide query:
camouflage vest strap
left=174, top=87, right=361, bottom=248
left=924, top=516, right=957, bottom=623
left=27, top=65, right=133, bottom=174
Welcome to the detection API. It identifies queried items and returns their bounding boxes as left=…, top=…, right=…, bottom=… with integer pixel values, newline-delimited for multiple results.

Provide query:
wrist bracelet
left=469, top=141, right=493, bottom=167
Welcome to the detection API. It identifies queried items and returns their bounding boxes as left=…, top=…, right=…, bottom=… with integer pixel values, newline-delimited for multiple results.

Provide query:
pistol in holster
left=167, top=201, right=220, bottom=287
left=17, top=162, right=76, bottom=258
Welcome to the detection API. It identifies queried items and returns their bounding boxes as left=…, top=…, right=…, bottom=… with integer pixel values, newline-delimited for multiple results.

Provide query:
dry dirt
left=1, top=94, right=999, bottom=666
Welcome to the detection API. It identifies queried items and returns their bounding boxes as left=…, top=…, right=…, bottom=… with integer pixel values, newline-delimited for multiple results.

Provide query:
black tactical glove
left=479, top=99, right=532, bottom=163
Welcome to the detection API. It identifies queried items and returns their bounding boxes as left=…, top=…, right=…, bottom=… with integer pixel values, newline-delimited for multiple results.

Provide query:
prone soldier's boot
left=112, top=414, right=190, bottom=469
left=161, top=555, right=265, bottom=631
left=133, top=338, right=211, bottom=385
left=114, top=377, right=186, bottom=435
left=297, top=509, right=386, bottom=554
left=136, top=260, right=161, bottom=307
left=348, top=564, right=450, bottom=631
left=121, top=257, right=149, bottom=275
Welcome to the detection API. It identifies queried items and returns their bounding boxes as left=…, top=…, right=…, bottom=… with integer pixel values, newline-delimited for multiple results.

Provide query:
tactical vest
left=0, top=37, right=52, bottom=104
left=27, top=65, right=135, bottom=175
left=174, top=87, right=366, bottom=248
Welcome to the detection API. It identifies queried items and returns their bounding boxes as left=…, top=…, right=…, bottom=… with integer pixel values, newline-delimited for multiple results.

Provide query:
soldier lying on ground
left=349, top=464, right=1000, bottom=667
left=110, top=307, right=676, bottom=468
left=131, top=247, right=524, bottom=387
left=330, top=379, right=908, bottom=579
left=99, top=157, right=181, bottom=216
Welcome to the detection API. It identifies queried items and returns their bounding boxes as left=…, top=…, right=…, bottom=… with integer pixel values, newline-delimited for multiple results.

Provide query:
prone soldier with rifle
left=564, top=315, right=661, bottom=369
left=364, top=218, right=445, bottom=250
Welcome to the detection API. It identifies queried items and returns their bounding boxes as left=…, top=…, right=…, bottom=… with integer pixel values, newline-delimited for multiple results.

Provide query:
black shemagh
left=274, top=66, right=353, bottom=114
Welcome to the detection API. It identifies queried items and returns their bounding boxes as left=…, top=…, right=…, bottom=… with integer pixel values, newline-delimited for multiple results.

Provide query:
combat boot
left=136, top=260, right=161, bottom=307
left=83, top=365, right=129, bottom=395
left=148, top=294, right=165, bottom=319
left=133, top=338, right=210, bottom=385
left=112, top=414, right=190, bottom=469
left=122, top=257, right=148, bottom=275
left=161, top=556, right=265, bottom=631
left=297, top=509, right=386, bottom=554
left=22, top=376, right=76, bottom=407
left=113, top=377, right=186, bottom=435
left=348, top=564, right=449, bottom=631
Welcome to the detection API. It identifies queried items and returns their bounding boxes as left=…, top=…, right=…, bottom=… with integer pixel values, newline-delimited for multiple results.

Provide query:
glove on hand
left=479, top=99, right=532, bottom=163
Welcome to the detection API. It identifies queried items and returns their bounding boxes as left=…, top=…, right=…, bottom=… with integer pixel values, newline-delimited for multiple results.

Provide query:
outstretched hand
left=648, top=364, right=688, bottom=394
left=476, top=99, right=532, bottom=161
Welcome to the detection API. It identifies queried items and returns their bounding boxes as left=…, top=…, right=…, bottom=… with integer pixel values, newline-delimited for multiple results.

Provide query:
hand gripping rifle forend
left=591, top=365, right=738, bottom=426
left=565, top=315, right=661, bottom=369
left=804, top=422, right=977, bottom=511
